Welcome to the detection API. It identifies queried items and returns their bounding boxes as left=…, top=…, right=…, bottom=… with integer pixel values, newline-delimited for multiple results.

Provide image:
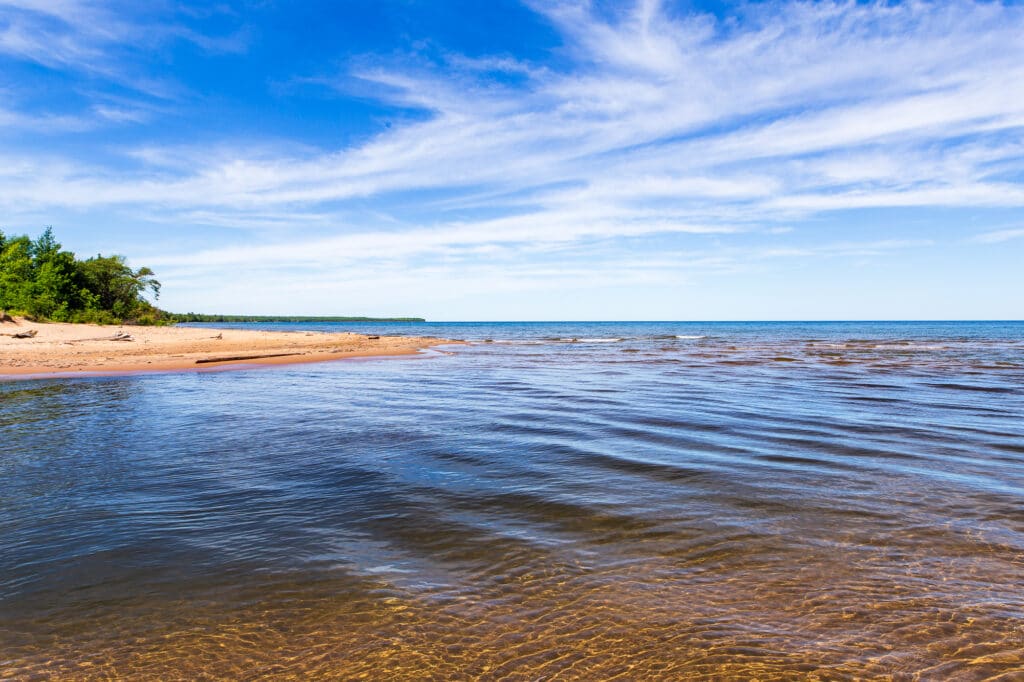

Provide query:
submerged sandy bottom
left=0, top=318, right=451, bottom=376
left=3, top=550, right=1021, bottom=680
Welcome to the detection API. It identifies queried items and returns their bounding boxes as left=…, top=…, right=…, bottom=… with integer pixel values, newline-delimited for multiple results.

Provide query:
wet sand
left=0, top=317, right=452, bottom=377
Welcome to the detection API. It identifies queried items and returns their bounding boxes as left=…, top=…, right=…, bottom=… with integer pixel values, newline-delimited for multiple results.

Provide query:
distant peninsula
left=173, top=314, right=426, bottom=323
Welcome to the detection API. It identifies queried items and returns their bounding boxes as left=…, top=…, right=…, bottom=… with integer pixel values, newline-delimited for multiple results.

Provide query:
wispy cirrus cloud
left=0, top=0, right=247, bottom=69
left=973, top=227, right=1024, bottom=244
left=1, top=0, right=1022, bottom=316
left=0, top=0, right=248, bottom=123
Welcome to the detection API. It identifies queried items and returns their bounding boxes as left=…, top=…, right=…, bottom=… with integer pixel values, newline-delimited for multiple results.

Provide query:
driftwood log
left=11, top=329, right=37, bottom=339
left=65, top=331, right=135, bottom=343
left=195, top=352, right=302, bottom=365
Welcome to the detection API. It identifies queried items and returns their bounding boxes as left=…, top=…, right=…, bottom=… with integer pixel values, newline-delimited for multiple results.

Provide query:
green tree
left=31, top=252, right=82, bottom=319
left=25, top=227, right=83, bottom=319
left=78, top=254, right=161, bottom=318
left=0, top=235, right=34, bottom=312
left=0, top=229, right=6, bottom=309
left=30, top=226, right=60, bottom=264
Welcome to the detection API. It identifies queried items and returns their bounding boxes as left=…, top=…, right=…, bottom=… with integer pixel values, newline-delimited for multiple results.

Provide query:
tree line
left=0, top=227, right=168, bottom=325
left=171, top=314, right=426, bottom=323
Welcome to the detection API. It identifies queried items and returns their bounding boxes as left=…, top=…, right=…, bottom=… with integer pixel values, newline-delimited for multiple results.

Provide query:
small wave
left=675, top=335, right=706, bottom=340
left=548, top=337, right=624, bottom=343
left=925, top=382, right=1016, bottom=394
left=873, top=344, right=947, bottom=350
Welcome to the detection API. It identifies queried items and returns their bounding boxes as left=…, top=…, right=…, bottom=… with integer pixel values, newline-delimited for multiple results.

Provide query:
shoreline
left=0, top=317, right=456, bottom=379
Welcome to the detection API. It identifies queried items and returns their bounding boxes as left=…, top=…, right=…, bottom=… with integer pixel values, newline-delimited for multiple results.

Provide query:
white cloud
left=1, top=0, right=1023, bottom=312
left=0, top=0, right=244, bottom=100
left=973, top=228, right=1024, bottom=244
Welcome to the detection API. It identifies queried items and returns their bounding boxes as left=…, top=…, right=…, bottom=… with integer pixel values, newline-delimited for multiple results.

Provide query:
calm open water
left=2, top=322, right=1023, bottom=680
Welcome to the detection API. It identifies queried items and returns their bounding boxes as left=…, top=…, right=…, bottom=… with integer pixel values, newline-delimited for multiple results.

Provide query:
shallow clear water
left=2, top=322, right=1023, bottom=679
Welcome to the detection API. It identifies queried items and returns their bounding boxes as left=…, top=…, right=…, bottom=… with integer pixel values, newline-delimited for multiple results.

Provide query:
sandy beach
left=0, top=317, right=452, bottom=377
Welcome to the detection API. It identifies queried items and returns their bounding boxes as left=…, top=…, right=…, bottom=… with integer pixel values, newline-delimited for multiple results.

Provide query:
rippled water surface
left=2, top=322, right=1023, bottom=679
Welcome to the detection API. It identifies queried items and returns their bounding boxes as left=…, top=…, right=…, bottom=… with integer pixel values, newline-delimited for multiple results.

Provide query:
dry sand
left=0, top=317, right=454, bottom=378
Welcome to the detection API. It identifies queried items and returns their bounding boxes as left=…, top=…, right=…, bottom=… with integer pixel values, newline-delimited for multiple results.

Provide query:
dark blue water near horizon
left=180, top=317, right=1024, bottom=338
left=2, top=321, right=1023, bottom=679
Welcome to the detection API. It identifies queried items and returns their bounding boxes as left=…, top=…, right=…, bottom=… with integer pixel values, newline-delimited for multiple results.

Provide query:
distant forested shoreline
left=174, top=314, right=426, bottom=323
left=0, top=227, right=423, bottom=325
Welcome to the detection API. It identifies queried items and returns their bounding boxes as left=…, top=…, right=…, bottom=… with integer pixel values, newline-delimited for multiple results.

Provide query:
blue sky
left=1, top=0, right=1022, bottom=320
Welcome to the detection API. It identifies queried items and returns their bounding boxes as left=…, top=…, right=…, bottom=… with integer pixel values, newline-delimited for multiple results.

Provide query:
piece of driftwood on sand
left=2, top=329, right=38, bottom=339
left=194, top=352, right=304, bottom=365
left=64, top=331, right=135, bottom=343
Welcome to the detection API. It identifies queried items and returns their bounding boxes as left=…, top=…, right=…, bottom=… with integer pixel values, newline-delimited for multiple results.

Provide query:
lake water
left=2, top=322, right=1023, bottom=679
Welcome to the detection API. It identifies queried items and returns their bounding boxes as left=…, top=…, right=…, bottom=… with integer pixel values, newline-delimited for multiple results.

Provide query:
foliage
left=0, top=226, right=169, bottom=325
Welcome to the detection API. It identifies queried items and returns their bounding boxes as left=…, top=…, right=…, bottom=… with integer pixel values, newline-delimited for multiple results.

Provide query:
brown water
left=2, top=322, right=1023, bottom=679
